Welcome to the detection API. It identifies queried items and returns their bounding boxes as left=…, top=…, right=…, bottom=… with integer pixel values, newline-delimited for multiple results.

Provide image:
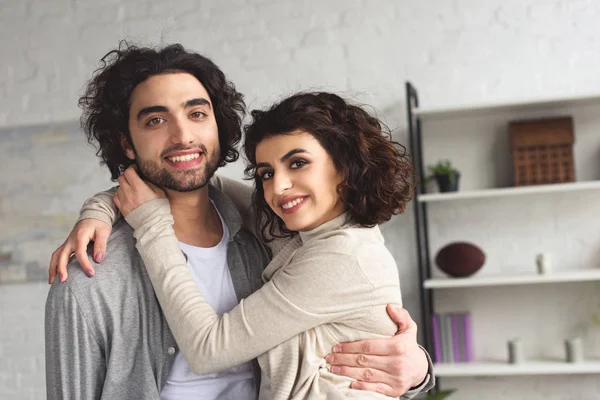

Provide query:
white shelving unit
left=406, top=82, right=600, bottom=387
left=424, top=269, right=600, bottom=289
left=434, top=360, right=600, bottom=377
left=418, top=180, right=600, bottom=203
left=413, top=93, right=600, bottom=120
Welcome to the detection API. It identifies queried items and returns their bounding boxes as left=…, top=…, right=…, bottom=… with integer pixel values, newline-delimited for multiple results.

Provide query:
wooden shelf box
left=509, top=117, right=575, bottom=186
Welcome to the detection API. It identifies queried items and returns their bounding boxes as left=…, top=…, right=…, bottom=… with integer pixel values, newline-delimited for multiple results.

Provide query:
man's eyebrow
left=137, top=105, right=168, bottom=121
left=184, top=98, right=211, bottom=109
left=136, top=98, right=211, bottom=121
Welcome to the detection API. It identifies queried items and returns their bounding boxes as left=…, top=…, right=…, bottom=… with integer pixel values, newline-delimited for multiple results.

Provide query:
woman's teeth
left=168, top=153, right=200, bottom=162
left=282, top=197, right=304, bottom=210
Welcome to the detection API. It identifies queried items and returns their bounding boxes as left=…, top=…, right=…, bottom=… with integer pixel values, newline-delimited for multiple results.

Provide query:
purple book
left=457, top=313, right=466, bottom=362
left=462, top=313, right=474, bottom=362
left=431, top=314, right=442, bottom=363
left=450, top=314, right=462, bottom=363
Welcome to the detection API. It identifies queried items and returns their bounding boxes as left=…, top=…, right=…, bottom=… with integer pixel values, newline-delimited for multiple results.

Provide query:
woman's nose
left=274, top=172, right=292, bottom=194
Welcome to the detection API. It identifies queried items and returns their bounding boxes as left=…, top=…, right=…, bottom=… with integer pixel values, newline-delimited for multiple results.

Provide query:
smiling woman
left=253, top=131, right=346, bottom=232
left=244, top=92, right=414, bottom=242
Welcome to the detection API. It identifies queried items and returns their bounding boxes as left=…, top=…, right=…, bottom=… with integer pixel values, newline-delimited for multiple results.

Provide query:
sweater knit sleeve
left=77, top=175, right=243, bottom=230
left=77, top=187, right=120, bottom=226
left=74, top=174, right=249, bottom=228
left=125, top=199, right=372, bottom=375
left=77, top=176, right=290, bottom=254
left=74, top=173, right=245, bottom=228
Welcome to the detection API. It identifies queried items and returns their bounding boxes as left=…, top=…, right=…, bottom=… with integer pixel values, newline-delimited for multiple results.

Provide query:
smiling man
left=46, top=44, right=270, bottom=400
left=130, top=87, right=219, bottom=192
left=45, top=43, right=433, bottom=400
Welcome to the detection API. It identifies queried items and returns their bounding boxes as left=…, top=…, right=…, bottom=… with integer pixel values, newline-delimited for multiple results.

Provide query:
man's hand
left=326, top=305, right=429, bottom=397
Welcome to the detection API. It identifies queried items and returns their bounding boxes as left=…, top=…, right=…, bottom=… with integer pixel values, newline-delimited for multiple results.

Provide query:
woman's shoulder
left=300, top=224, right=383, bottom=258
left=293, top=225, right=399, bottom=291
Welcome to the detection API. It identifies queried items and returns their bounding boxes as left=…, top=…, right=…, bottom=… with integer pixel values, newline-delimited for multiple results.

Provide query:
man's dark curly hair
left=79, top=41, right=245, bottom=180
left=243, top=92, right=414, bottom=241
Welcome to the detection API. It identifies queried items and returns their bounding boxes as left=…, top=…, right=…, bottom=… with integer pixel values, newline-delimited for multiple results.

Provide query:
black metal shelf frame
left=405, top=82, right=435, bottom=358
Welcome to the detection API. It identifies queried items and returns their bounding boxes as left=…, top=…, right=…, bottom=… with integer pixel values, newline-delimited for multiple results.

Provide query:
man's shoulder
left=54, top=220, right=148, bottom=305
left=67, top=220, right=135, bottom=273
left=45, top=220, right=168, bottom=369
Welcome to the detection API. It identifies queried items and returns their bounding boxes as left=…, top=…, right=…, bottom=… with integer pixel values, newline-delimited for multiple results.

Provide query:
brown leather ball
left=435, top=242, right=485, bottom=277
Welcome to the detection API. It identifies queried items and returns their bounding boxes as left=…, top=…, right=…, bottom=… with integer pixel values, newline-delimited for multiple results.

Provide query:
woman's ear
left=120, top=134, right=135, bottom=160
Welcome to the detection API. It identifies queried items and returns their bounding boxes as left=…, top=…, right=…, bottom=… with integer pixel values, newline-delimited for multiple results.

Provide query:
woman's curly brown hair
left=243, top=92, right=414, bottom=241
left=79, top=41, right=245, bottom=180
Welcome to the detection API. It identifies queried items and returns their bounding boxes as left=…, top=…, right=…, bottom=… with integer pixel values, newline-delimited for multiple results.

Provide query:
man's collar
left=207, top=183, right=243, bottom=241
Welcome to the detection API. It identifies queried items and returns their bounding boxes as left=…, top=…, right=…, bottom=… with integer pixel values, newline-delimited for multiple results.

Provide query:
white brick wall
left=2, top=0, right=600, bottom=398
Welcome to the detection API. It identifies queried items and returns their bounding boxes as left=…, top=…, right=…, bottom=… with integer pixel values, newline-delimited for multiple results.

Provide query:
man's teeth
left=282, top=198, right=304, bottom=210
left=168, top=153, right=201, bottom=162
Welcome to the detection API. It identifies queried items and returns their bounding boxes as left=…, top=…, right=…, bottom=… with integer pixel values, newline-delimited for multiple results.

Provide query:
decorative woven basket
left=509, top=117, right=575, bottom=186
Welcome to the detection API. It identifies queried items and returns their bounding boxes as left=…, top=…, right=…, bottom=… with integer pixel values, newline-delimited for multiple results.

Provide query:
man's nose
left=169, top=119, right=194, bottom=144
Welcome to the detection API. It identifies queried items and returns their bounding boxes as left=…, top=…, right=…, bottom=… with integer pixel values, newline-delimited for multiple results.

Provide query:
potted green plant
left=428, top=160, right=460, bottom=193
left=424, top=389, right=456, bottom=399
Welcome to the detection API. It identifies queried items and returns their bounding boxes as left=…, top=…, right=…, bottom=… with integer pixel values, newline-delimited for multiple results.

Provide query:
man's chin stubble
left=136, top=161, right=217, bottom=193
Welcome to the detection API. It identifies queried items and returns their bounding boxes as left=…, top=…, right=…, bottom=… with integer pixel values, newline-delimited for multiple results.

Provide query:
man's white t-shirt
left=160, top=208, right=256, bottom=400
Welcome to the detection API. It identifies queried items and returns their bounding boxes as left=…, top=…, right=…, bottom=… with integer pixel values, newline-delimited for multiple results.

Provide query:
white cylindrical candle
left=565, top=337, right=584, bottom=363
left=536, top=253, right=552, bottom=274
left=508, top=338, right=524, bottom=364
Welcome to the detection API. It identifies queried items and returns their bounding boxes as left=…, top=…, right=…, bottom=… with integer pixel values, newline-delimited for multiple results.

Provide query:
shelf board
left=417, top=180, right=600, bottom=203
left=424, top=269, right=600, bottom=289
left=434, top=360, right=600, bottom=377
left=413, top=93, right=600, bottom=120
